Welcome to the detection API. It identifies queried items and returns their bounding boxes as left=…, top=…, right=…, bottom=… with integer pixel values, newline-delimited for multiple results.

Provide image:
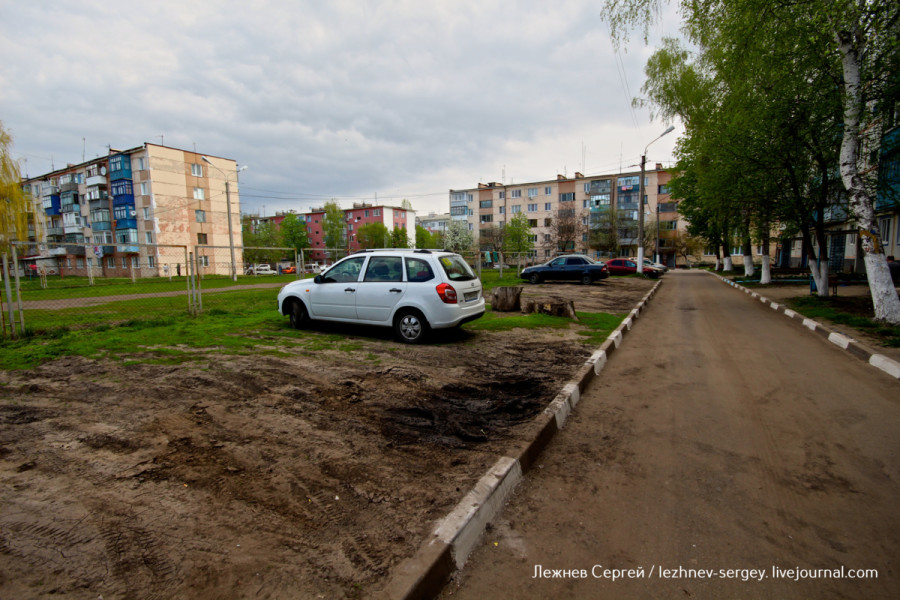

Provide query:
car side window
left=566, top=257, right=584, bottom=265
left=364, top=256, right=403, bottom=282
left=626, top=261, right=636, bottom=267
left=551, top=258, right=566, bottom=266
left=406, top=257, right=434, bottom=282
left=322, top=257, right=365, bottom=283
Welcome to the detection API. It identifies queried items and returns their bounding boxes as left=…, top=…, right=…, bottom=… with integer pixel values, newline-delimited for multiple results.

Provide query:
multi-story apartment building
left=417, top=212, right=451, bottom=234
left=298, top=203, right=414, bottom=263
left=450, top=166, right=679, bottom=265
left=21, top=144, right=243, bottom=277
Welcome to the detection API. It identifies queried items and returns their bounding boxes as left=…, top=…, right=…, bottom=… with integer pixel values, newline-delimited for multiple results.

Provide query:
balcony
left=61, top=203, right=81, bottom=214
left=47, top=227, right=64, bottom=236
left=118, top=245, right=140, bottom=254
left=92, top=220, right=112, bottom=231
left=41, top=184, right=59, bottom=197
left=115, top=218, right=137, bottom=229
left=63, top=224, right=84, bottom=235
left=86, top=175, right=106, bottom=187
left=60, top=181, right=79, bottom=193
left=108, top=154, right=133, bottom=181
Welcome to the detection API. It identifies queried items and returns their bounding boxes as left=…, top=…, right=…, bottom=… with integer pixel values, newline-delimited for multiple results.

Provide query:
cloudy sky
left=1, top=0, right=683, bottom=217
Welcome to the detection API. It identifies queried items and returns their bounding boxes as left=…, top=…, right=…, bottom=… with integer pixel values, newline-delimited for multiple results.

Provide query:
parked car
left=246, top=264, right=277, bottom=275
left=605, top=258, right=662, bottom=278
left=629, top=257, right=668, bottom=273
left=520, top=254, right=609, bottom=285
left=282, top=266, right=297, bottom=274
left=277, top=249, right=485, bottom=343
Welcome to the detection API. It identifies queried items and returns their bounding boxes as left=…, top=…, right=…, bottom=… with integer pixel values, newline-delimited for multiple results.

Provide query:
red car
left=282, top=266, right=297, bottom=274
left=605, top=258, right=661, bottom=278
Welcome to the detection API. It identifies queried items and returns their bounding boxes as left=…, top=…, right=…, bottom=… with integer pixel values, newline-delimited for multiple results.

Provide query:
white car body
left=247, top=264, right=277, bottom=275
left=277, top=249, right=485, bottom=343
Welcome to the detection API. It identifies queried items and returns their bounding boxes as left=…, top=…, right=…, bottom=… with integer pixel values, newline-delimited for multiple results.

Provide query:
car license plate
left=464, top=291, right=479, bottom=302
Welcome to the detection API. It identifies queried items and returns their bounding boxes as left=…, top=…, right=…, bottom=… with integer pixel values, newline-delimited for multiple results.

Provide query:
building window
left=122, top=257, right=128, bottom=269
left=544, top=202, right=552, bottom=211
left=559, top=193, right=575, bottom=202
left=583, top=199, right=591, bottom=208
left=499, top=191, right=506, bottom=200
left=545, top=186, right=552, bottom=195
left=143, top=207, right=151, bottom=219
left=195, top=210, right=206, bottom=223
left=76, top=258, right=84, bottom=268
left=135, top=157, right=145, bottom=170
left=658, top=184, right=670, bottom=194
left=131, top=256, right=140, bottom=269
left=661, top=220, right=678, bottom=230
left=374, top=209, right=381, bottom=216
left=528, top=203, right=537, bottom=212
left=480, top=200, right=493, bottom=208
left=528, top=219, right=538, bottom=227
left=191, top=164, right=203, bottom=177
left=545, top=218, right=553, bottom=227
left=584, top=183, right=591, bottom=193
left=498, top=206, right=505, bottom=214
left=511, top=205, right=521, bottom=213
left=108, top=257, right=115, bottom=268
left=145, top=232, right=153, bottom=244
left=198, top=233, right=208, bottom=245
left=480, top=215, right=493, bottom=223
left=528, top=188, right=538, bottom=198
left=193, top=187, right=205, bottom=200
left=148, top=256, right=155, bottom=268
left=199, top=256, right=209, bottom=267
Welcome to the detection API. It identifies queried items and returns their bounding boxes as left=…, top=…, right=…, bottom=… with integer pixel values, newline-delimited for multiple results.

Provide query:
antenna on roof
left=82, top=137, right=86, bottom=163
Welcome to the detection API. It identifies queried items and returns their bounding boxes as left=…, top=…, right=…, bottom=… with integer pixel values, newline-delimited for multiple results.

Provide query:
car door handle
left=344, top=287, right=356, bottom=292
left=389, top=288, right=402, bottom=293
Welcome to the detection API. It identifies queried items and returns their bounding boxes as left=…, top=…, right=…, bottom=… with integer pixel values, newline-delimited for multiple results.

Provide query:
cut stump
left=521, top=297, right=577, bottom=320
left=491, top=286, right=523, bottom=311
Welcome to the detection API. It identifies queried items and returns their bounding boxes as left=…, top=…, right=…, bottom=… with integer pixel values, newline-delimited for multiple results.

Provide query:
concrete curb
left=380, top=278, right=664, bottom=600
left=709, top=272, right=900, bottom=380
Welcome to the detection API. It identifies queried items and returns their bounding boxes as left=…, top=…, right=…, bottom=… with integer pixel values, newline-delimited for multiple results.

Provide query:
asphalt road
left=439, top=270, right=900, bottom=600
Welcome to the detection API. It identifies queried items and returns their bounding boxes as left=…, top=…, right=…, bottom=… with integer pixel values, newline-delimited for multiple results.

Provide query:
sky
left=0, top=0, right=684, bottom=218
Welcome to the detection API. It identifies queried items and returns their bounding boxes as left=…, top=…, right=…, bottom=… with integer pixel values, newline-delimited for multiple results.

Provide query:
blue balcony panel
left=108, top=154, right=133, bottom=181
left=112, top=194, right=135, bottom=206
left=92, top=221, right=112, bottom=231
left=101, top=245, right=117, bottom=256
left=115, top=218, right=137, bottom=229
left=118, top=245, right=140, bottom=254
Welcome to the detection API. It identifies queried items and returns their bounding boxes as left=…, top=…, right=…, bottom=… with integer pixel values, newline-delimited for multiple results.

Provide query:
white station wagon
left=277, top=249, right=485, bottom=343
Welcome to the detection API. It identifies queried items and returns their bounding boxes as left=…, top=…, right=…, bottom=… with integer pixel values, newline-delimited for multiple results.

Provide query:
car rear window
left=438, top=255, right=477, bottom=281
left=405, top=257, right=435, bottom=282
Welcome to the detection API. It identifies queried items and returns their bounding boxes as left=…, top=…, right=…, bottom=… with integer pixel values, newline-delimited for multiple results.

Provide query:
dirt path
left=0, top=277, right=653, bottom=599
left=440, top=270, right=900, bottom=599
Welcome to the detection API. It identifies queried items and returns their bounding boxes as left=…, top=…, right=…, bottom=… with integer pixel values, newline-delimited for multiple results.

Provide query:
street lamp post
left=655, top=203, right=661, bottom=265
left=202, top=156, right=247, bottom=281
left=637, top=126, right=675, bottom=273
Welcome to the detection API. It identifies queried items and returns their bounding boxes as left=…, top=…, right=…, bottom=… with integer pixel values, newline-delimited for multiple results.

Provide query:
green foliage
left=415, top=225, right=436, bottom=249
left=357, top=222, right=389, bottom=249
left=389, top=226, right=409, bottom=248
left=280, top=213, right=309, bottom=251
left=1, top=121, right=32, bottom=251
left=504, top=212, right=534, bottom=254
left=322, top=200, right=346, bottom=249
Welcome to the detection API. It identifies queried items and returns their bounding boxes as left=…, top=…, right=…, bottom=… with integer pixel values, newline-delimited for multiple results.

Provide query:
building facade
left=21, top=143, right=243, bottom=277
left=450, top=166, right=681, bottom=265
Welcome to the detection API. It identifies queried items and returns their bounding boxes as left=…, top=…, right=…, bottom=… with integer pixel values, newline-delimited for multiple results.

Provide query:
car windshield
left=438, top=255, right=477, bottom=281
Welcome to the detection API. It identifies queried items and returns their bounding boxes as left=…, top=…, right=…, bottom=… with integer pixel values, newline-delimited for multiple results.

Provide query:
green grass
left=1, top=272, right=628, bottom=369
left=785, top=295, right=900, bottom=347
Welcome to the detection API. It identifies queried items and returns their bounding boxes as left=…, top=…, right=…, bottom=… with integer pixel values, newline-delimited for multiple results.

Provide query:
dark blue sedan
left=520, top=255, right=609, bottom=285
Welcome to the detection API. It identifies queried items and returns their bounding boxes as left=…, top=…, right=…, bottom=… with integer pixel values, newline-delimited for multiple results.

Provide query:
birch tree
left=0, top=122, right=32, bottom=252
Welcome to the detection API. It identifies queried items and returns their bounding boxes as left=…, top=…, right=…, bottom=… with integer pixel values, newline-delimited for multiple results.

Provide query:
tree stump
left=490, top=286, right=523, bottom=311
left=521, top=297, right=578, bottom=320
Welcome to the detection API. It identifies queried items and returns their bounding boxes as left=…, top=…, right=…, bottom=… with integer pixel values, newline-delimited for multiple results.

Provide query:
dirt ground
left=0, top=276, right=654, bottom=599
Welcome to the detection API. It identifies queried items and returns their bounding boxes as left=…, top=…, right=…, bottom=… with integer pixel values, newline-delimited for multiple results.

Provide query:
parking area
left=0, top=277, right=654, bottom=599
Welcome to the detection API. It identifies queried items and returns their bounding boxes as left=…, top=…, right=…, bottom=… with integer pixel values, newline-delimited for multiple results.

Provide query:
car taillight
left=436, top=282, right=458, bottom=304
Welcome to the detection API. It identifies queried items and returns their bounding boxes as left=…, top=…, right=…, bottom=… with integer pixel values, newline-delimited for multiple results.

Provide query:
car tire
left=288, top=299, right=310, bottom=329
left=394, top=309, right=429, bottom=344
left=581, top=274, right=592, bottom=285
left=529, top=273, right=541, bottom=284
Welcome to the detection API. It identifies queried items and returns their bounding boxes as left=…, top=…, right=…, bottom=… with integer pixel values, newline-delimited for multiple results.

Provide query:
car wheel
left=288, top=299, right=309, bottom=329
left=529, top=273, right=541, bottom=284
left=394, top=309, right=429, bottom=344
left=581, top=274, right=592, bottom=285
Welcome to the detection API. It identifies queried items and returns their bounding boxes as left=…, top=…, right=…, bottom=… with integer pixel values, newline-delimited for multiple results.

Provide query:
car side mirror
left=313, top=275, right=323, bottom=284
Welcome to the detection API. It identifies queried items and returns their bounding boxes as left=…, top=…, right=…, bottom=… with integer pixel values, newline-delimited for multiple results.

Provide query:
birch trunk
left=724, top=255, right=733, bottom=271
left=809, top=259, right=830, bottom=298
left=760, top=255, right=772, bottom=285
left=742, top=255, right=755, bottom=278
left=835, top=28, right=900, bottom=324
